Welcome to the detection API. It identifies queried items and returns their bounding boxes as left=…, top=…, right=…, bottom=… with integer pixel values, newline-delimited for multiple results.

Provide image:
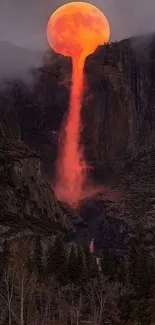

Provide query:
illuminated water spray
left=47, top=2, right=110, bottom=205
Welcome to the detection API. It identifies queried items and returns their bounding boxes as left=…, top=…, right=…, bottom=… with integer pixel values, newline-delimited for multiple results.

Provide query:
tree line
left=0, top=234, right=155, bottom=325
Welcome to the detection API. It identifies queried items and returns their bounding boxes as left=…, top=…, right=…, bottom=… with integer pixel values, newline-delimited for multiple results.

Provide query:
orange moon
left=47, top=1, right=110, bottom=60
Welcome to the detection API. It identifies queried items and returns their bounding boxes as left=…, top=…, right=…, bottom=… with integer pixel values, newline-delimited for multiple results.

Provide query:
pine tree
left=46, top=236, right=68, bottom=284
left=91, top=256, right=99, bottom=279
left=0, top=240, right=10, bottom=280
left=27, top=236, right=43, bottom=279
left=117, top=260, right=127, bottom=283
left=127, top=237, right=155, bottom=324
left=34, top=236, right=43, bottom=278
left=68, top=245, right=78, bottom=284
left=147, top=287, right=155, bottom=324
left=84, top=246, right=92, bottom=269
left=76, top=246, right=85, bottom=283
left=127, top=239, right=154, bottom=297
left=100, top=247, right=116, bottom=281
left=83, top=246, right=99, bottom=281
left=127, top=239, right=138, bottom=285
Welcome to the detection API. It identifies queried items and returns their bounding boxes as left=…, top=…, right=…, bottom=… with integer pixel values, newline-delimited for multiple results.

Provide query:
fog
left=1, top=0, right=155, bottom=50
left=0, top=0, right=155, bottom=79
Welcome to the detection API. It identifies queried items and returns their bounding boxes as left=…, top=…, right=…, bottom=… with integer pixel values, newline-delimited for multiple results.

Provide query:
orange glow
left=47, top=2, right=110, bottom=60
left=47, top=2, right=110, bottom=205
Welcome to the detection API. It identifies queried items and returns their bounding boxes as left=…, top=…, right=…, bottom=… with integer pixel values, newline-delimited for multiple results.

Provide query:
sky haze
left=1, top=0, right=155, bottom=50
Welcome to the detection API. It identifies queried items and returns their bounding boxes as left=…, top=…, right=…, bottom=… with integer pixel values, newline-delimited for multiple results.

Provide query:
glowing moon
left=47, top=1, right=110, bottom=59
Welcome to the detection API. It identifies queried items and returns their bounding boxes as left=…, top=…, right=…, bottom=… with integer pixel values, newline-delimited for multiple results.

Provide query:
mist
left=0, top=0, right=155, bottom=79
left=0, top=42, right=44, bottom=81
left=1, top=0, right=155, bottom=50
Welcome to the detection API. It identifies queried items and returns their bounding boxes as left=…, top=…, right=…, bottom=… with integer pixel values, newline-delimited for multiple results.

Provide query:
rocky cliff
left=0, top=119, right=71, bottom=244
left=84, top=33, right=155, bottom=172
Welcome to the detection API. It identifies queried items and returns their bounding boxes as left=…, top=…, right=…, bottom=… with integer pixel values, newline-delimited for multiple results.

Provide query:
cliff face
left=83, top=34, right=155, bottom=172
left=0, top=130, right=71, bottom=243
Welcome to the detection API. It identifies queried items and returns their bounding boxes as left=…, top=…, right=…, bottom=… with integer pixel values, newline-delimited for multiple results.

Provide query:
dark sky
left=1, top=0, right=155, bottom=50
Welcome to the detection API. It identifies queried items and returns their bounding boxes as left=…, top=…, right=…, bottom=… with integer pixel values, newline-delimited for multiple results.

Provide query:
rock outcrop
left=84, top=33, right=155, bottom=172
left=0, top=132, right=71, bottom=243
